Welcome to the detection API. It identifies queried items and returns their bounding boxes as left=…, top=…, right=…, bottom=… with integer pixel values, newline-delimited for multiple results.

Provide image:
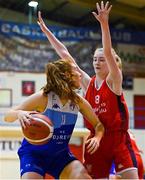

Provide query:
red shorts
left=84, top=131, right=137, bottom=179
left=136, top=154, right=144, bottom=179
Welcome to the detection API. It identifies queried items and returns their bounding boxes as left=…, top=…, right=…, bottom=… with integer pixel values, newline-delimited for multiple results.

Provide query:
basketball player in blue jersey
left=5, top=59, right=104, bottom=179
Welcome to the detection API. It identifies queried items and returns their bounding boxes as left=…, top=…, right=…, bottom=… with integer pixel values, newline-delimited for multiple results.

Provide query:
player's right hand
left=85, top=136, right=100, bottom=154
left=18, top=110, right=36, bottom=129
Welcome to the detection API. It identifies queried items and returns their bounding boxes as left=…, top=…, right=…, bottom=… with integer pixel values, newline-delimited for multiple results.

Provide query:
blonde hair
left=42, top=59, right=80, bottom=104
left=94, top=48, right=122, bottom=69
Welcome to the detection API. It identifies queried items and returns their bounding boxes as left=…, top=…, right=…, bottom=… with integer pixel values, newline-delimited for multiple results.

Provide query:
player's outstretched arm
left=4, top=92, right=45, bottom=128
left=92, top=1, right=122, bottom=85
left=37, top=11, right=91, bottom=91
left=38, top=11, right=74, bottom=63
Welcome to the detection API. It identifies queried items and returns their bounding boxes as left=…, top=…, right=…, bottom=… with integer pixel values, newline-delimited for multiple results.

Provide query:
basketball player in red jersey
left=37, top=1, right=138, bottom=179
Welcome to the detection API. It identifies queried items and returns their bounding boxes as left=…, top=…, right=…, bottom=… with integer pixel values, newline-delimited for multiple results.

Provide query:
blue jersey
left=19, top=91, right=79, bottom=154
left=18, top=92, right=79, bottom=178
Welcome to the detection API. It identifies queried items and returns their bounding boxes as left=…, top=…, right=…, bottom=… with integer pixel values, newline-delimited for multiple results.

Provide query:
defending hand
left=37, top=11, right=48, bottom=33
left=92, top=1, right=112, bottom=23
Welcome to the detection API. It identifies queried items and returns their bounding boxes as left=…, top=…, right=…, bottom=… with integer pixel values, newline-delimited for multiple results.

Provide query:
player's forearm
left=101, top=20, right=122, bottom=78
left=44, top=29, right=90, bottom=82
left=100, top=21, right=112, bottom=56
left=43, top=28, right=70, bottom=59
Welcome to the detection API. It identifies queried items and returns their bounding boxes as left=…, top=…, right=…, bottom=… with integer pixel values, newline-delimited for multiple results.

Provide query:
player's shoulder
left=28, top=90, right=44, bottom=99
left=25, top=91, right=48, bottom=106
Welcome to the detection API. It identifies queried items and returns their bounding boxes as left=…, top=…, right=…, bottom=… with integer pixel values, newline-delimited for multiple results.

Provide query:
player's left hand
left=85, top=137, right=100, bottom=154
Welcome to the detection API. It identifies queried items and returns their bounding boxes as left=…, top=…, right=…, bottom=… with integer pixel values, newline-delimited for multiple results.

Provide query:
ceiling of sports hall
left=0, top=0, right=145, bottom=31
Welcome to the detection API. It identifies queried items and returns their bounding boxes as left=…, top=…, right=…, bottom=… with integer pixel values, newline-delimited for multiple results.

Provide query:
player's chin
left=94, top=68, right=100, bottom=73
left=73, top=83, right=81, bottom=90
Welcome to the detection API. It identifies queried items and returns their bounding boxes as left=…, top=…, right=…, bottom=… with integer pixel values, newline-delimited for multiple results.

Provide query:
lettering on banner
left=0, top=139, right=21, bottom=152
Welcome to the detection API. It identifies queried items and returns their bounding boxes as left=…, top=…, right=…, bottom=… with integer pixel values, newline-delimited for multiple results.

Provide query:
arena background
left=0, top=0, right=145, bottom=179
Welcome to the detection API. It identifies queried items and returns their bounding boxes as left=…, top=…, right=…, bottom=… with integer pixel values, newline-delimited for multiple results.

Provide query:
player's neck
left=95, top=75, right=105, bottom=89
left=59, top=98, right=68, bottom=107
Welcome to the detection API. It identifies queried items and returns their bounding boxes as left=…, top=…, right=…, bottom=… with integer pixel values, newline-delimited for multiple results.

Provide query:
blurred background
left=0, top=0, right=145, bottom=179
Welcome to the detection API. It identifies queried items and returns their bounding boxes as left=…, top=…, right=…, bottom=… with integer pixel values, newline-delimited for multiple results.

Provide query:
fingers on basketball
left=22, top=114, right=54, bottom=145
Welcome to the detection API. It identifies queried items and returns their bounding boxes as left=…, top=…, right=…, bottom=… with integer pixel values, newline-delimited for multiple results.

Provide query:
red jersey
left=84, top=77, right=137, bottom=178
left=84, top=76, right=129, bottom=132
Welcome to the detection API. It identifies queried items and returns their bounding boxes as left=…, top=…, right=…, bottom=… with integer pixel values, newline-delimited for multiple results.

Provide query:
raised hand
left=37, top=11, right=48, bottom=33
left=92, top=1, right=112, bottom=23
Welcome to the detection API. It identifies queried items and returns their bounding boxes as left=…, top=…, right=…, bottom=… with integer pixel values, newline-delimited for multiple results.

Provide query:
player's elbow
left=61, top=49, right=71, bottom=60
left=4, top=116, right=10, bottom=122
left=4, top=114, right=12, bottom=122
left=4, top=111, right=15, bottom=123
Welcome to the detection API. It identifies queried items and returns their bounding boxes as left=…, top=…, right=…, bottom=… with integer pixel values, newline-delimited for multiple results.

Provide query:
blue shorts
left=18, top=148, right=77, bottom=179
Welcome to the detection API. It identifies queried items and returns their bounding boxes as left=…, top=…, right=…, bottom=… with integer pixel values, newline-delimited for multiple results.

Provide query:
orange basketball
left=22, top=114, right=54, bottom=145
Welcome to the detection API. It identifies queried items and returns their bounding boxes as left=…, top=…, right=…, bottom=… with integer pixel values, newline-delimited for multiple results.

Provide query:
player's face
left=93, top=51, right=109, bottom=75
left=71, top=64, right=81, bottom=89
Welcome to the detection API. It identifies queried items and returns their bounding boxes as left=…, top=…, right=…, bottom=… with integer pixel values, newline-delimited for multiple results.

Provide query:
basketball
left=22, top=113, right=54, bottom=145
